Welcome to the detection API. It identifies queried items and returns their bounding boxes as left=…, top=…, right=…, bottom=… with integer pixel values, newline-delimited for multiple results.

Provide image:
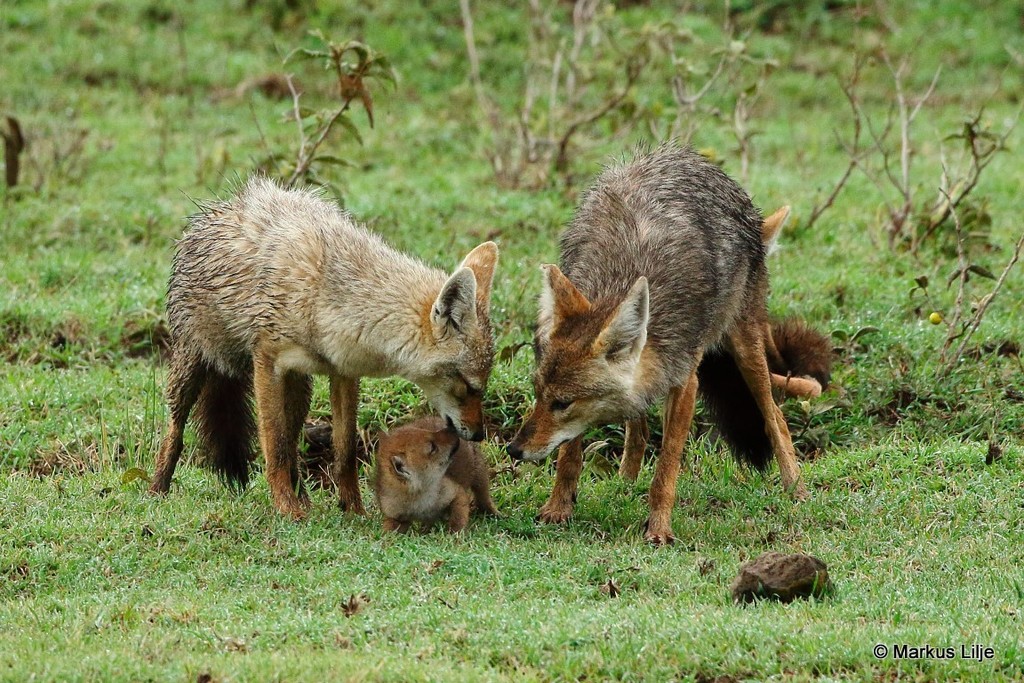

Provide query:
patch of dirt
left=963, top=339, right=1020, bottom=360
left=0, top=313, right=34, bottom=362
left=1, top=313, right=90, bottom=366
left=694, top=675, right=741, bottom=683
left=868, top=386, right=961, bottom=426
left=213, top=73, right=300, bottom=102
left=28, top=440, right=100, bottom=477
left=49, top=318, right=85, bottom=350
left=120, top=317, right=171, bottom=359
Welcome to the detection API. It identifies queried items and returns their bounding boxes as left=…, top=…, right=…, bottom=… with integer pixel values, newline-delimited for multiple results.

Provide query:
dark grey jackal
left=509, top=143, right=810, bottom=544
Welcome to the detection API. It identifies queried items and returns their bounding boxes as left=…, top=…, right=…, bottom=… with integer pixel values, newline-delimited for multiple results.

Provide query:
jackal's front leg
left=448, top=488, right=473, bottom=533
left=619, top=417, right=649, bottom=482
left=254, top=352, right=307, bottom=521
left=537, top=437, right=583, bottom=524
left=645, top=371, right=698, bottom=545
left=330, top=374, right=365, bottom=515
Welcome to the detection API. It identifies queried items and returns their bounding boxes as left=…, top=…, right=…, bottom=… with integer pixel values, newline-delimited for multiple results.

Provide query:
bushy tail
left=767, top=318, right=833, bottom=389
left=194, top=370, right=256, bottom=489
left=696, top=317, right=832, bottom=470
left=697, top=347, right=772, bottom=471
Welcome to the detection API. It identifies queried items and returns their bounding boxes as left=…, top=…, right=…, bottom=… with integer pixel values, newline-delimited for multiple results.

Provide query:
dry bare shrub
left=807, top=51, right=1018, bottom=253
left=460, top=0, right=652, bottom=189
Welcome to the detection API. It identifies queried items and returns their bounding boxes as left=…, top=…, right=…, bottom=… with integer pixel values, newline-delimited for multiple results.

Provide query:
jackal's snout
left=445, top=413, right=483, bottom=443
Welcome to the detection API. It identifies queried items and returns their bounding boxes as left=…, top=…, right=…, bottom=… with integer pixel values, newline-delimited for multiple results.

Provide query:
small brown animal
left=374, top=417, right=497, bottom=533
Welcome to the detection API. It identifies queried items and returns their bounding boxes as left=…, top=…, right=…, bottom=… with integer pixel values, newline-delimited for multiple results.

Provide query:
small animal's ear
left=431, top=268, right=478, bottom=338
left=391, top=456, right=411, bottom=480
left=594, top=276, right=649, bottom=362
left=537, top=264, right=591, bottom=342
left=761, top=205, right=791, bottom=251
left=458, top=242, right=499, bottom=318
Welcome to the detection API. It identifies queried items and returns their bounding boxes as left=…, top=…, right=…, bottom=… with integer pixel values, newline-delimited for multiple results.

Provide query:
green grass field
left=2, top=1, right=1023, bottom=680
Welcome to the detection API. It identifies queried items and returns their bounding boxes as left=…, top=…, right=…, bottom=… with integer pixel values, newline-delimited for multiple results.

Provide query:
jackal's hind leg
left=330, top=375, right=364, bottom=515
left=537, top=437, right=583, bottom=524
left=151, top=353, right=206, bottom=494
left=619, top=418, right=649, bottom=481
left=645, top=370, right=698, bottom=546
left=728, top=326, right=807, bottom=500
left=284, top=373, right=314, bottom=508
left=253, top=353, right=307, bottom=520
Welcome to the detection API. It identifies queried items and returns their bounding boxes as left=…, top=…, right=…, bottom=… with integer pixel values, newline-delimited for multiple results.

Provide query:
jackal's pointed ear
left=761, top=205, right=791, bottom=251
left=432, top=268, right=478, bottom=337
left=537, top=264, right=591, bottom=342
left=391, top=456, right=411, bottom=480
left=458, top=242, right=499, bottom=318
left=594, top=276, right=649, bottom=362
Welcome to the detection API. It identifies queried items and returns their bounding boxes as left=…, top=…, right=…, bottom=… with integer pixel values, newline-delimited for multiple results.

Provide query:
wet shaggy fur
left=152, top=176, right=496, bottom=503
left=698, top=318, right=834, bottom=470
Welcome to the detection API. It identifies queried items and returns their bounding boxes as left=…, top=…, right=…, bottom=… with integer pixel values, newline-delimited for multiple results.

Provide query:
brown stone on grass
left=731, top=551, right=832, bottom=603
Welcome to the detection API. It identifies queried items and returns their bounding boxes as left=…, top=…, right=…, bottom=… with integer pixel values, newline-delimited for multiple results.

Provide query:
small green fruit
left=929, top=312, right=943, bottom=325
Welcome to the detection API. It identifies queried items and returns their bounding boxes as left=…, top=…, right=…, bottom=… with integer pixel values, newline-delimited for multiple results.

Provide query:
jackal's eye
left=550, top=398, right=573, bottom=412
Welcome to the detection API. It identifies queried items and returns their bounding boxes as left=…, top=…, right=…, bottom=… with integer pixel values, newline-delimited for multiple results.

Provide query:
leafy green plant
left=261, top=32, right=395, bottom=196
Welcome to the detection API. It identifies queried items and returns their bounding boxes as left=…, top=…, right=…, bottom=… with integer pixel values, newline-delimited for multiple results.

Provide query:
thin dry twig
left=938, top=186, right=971, bottom=365
left=805, top=58, right=868, bottom=231
left=942, top=230, right=1024, bottom=375
left=916, top=105, right=1022, bottom=249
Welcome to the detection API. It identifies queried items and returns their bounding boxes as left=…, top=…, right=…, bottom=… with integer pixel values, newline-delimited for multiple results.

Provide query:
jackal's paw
left=147, top=481, right=170, bottom=496
left=382, top=518, right=411, bottom=534
left=785, top=480, right=810, bottom=503
left=477, top=500, right=500, bottom=517
left=790, top=485, right=810, bottom=503
left=338, top=490, right=366, bottom=516
left=643, top=519, right=676, bottom=546
left=274, top=497, right=309, bottom=522
left=536, top=501, right=573, bottom=524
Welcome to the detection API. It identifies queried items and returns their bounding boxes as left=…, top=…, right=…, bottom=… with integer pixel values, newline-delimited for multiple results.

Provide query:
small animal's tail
left=193, top=369, right=256, bottom=489
left=696, top=347, right=772, bottom=471
left=696, top=317, right=833, bottom=470
left=767, top=318, right=833, bottom=390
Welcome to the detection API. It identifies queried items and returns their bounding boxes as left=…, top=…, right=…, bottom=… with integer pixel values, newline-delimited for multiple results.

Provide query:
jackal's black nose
left=470, top=430, right=484, bottom=442
left=507, top=442, right=524, bottom=461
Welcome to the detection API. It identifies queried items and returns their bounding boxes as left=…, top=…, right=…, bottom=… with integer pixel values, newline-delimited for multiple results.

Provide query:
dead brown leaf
left=342, top=593, right=370, bottom=618
left=600, top=578, right=620, bottom=598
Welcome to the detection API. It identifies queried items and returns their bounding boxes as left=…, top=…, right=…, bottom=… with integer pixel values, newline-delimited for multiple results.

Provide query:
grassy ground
left=2, top=1, right=1023, bottom=680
